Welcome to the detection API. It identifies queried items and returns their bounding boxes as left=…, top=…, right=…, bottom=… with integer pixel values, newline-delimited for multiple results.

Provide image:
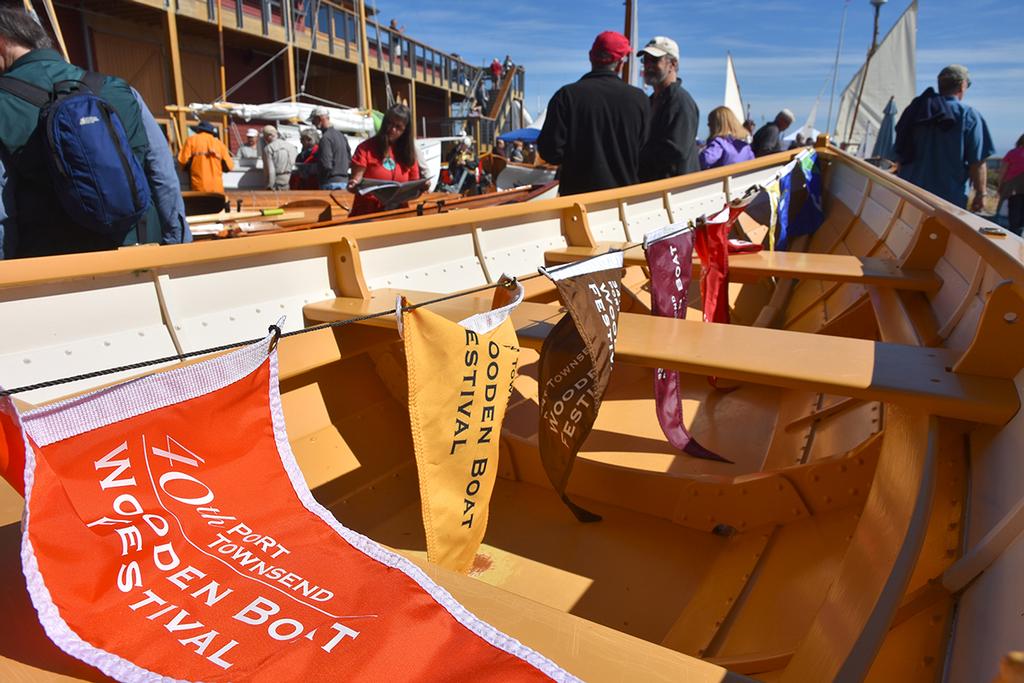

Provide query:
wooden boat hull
left=1, top=146, right=1021, bottom=682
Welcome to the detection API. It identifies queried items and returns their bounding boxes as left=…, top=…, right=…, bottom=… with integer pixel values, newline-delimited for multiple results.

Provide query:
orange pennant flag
left=1, top=332, right=572, bottom=682
left=402, top=282, right=523, bottom=572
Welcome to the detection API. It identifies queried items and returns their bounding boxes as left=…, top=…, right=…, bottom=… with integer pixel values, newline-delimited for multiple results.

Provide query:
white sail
left=834, top=0, right=917, bottom=151
left=724, top=53, right=744, bottom=122
left=189, top=101, right=375, bottom=135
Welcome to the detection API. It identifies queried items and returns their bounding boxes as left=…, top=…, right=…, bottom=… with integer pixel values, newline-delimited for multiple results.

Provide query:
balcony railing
left=204, top=0, right=496, bottom=98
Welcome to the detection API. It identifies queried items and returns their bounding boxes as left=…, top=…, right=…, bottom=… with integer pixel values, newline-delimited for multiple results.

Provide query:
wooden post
left=409, top=78, right=417, bottom=134
left=286, top=44, right=297, bottom=105
left=356, top=0, right=372, bottom=112
left=36, top=0, right=69, bottom=62
left=215, top=0, right=229, bottom=141
left=165, top=7, right=187, bottom=139
left=284, top=0, right=297, bottom=106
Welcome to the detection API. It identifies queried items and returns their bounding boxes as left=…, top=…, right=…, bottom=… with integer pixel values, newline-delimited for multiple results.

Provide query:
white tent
left=529, top=108, right=546, bottom=131
left=834, top=0, right=917, bottom=149
left=785, top=100, right=820, bottom=143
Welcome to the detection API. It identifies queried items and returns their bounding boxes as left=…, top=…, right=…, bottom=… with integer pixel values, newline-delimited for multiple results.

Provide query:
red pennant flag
left=537, top=252, right=624, bottom=523
left=1, top=335, right=573, bottom=682
left=643, top=225, right=731, bottom=463
left=693, top=199, right=758, bottom=325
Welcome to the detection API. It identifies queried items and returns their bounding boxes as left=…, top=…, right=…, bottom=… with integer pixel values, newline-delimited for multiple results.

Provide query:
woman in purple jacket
left=699, top=106, right=755, bottom=170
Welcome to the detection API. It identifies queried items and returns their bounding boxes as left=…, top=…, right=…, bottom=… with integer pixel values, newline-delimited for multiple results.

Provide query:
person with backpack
left=0, top=7, right=189, bottom=259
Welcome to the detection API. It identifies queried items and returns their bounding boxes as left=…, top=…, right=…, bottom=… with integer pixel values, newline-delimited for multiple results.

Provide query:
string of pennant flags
left=0, top=151, right=821, bottom=400
left=0, top=150, right=822, bottom=399
left=0, top=222, right=704, bottom=398
left=0, top=152, right=825, bottom=682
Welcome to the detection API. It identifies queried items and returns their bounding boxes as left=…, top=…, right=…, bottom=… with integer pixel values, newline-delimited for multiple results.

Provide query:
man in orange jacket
left=177, top=121, right=233, bottom=194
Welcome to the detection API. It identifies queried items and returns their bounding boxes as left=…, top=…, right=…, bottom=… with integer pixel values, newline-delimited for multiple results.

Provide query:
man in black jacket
left=537, top=31, right=649, bottom=196
left=637, top=36, right=699, bottom=182
left=308, top=107, right=351, bottom=190
left=752, top=109, right=794, bottom=157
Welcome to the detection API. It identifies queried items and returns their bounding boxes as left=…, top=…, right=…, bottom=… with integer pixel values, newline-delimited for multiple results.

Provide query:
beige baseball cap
left=307, top=106, right=330, bottom=122
left=638, top=36, right=679, bottom=61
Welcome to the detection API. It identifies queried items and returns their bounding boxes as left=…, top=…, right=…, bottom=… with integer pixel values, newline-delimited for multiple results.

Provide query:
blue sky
left=374, top=0, right=1022, bottom=154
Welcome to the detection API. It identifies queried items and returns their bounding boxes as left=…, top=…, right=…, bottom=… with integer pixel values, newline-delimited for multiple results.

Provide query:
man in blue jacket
left=0, top=6, right=189, bottom=259
left=894, top=64, right=995, bottom=210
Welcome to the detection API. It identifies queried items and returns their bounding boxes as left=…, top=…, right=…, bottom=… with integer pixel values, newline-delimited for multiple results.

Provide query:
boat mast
left=847, top=0, right=887, bottom=144
left=623, top=0, right=637, bottom=86
left=826, top=0, right=851, bottom=137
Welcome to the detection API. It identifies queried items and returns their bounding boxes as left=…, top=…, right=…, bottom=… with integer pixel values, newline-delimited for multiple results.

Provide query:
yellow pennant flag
left=764, top=179, right=781, bottom=252
left=401, top=282, right=523, bottom=572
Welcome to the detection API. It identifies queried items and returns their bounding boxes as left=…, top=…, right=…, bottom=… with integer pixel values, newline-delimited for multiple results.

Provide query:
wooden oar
left=187, top=208, right=286, bottom=225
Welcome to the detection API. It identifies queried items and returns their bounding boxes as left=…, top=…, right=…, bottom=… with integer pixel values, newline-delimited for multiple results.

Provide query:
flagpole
left=826, top=0, right=850, bottom=136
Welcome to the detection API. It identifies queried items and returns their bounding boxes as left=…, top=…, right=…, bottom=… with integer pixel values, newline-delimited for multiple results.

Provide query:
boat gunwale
left=1, top=143, right=1021, bottom=322
left=0, top=149, right=802, bottom=289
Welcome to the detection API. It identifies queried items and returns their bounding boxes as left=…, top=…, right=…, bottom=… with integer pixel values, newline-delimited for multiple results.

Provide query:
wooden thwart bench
left=303, top=289, right=1019, bottom=425
left=544, top=244, right=942, bottom=292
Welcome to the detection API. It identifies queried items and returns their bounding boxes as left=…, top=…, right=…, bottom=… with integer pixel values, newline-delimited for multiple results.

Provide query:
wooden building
left=46, top=0, right=526, bottom=144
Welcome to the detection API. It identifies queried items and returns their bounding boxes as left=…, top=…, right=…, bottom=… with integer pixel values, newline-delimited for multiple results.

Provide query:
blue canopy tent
left=498, top=127, right=541, bottom=143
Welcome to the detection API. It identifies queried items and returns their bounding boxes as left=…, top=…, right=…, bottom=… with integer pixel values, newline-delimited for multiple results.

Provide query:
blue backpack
left=0, top=72, right=151, bottom=241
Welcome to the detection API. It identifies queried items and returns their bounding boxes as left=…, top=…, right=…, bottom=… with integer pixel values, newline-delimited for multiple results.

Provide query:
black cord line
left=0, top=221, right=710, bottom=398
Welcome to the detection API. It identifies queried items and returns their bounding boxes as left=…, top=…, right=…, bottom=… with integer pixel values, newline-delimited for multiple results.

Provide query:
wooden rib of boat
left=2, top=142, right=1022, bottom=682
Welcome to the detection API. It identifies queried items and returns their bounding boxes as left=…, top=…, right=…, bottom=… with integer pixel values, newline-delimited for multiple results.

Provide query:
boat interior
left=2, top=144, right=1023, bottom=682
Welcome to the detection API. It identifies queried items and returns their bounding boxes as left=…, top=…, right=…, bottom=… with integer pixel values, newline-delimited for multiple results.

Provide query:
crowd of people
left=0, top=5, right=1008, bottom=260
left=492, top=137, right=536, bottom=164
left=0, top=0, right=426, bottom=260
left=180, top=103, right=420, bottom=212
left=536, top=32, right=809, bottom=197
left=537, top=29, right=998, bottom=221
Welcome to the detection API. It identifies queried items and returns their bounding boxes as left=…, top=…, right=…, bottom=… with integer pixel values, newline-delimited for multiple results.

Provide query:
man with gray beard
left=637, top=36, right=700, bottom=181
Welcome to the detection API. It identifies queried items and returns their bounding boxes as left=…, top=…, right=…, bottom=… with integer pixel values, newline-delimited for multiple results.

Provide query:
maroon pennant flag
left=643, top=224, right=731, bottom=463
left=537, top=252, right=624, bottom=523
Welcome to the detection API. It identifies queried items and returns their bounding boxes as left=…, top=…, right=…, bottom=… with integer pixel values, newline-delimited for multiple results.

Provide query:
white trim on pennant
left=643, top=222, right=693, bottom=250
left=11, top=391, right=183, bottom=683
left=265, top=352, right=577, bottom=682
left=541, top=250, right=624, bottom=282
left=24, top=333, right=273, bottom=446
left=458, top=279, right=525, bottom=334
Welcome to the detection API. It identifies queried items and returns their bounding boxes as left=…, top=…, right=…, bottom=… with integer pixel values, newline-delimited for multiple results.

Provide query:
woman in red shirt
left=1000, top=133, right=1024, bottom=235
left=347, top=104, right=420, bottom=216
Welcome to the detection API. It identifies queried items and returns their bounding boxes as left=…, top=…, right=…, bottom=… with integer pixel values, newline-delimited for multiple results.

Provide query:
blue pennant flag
left=777, top=152, right=824, bottom=251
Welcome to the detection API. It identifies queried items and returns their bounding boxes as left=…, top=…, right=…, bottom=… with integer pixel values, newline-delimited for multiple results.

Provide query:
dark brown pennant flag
left=643, top=223, right=731, bottom=463
left=537, top=252, right=624, bottom=522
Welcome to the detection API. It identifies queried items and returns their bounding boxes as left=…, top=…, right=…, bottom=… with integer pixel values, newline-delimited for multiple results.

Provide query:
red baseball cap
left=589, top=31, right=631, bottom=64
